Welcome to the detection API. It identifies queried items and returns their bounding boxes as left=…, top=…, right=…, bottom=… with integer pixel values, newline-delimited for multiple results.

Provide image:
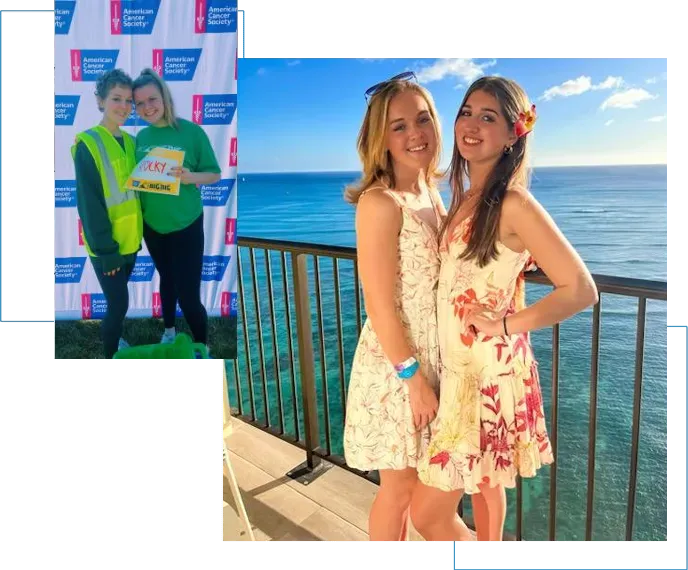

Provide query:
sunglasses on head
left=364, top=71, right=418, bottom=103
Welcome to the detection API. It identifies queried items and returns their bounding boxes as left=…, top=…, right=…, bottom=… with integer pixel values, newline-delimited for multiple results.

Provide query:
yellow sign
left=125, top=147, right=185, bottom=196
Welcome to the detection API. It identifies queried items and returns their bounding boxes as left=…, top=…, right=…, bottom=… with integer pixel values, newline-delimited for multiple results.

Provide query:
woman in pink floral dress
left=411, top=77, right=598, bottom=541
left=342, top=73, right=471, bottom=541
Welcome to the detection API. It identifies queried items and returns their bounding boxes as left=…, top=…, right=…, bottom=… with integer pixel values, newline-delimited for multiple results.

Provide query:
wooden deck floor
left=223, top=417, right=427, bottom=541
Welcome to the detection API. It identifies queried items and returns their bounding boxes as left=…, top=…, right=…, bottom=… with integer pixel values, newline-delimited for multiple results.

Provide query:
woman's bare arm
left=356, top=190, right=416, bottom=363
left=502, top=189, right=598, bottom=334
left=356, top=189, right=438, bottom=428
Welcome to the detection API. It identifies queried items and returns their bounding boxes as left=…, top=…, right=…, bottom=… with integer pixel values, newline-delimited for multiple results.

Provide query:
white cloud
left=592, top=76, right=624, bottom=90
left=600, top=88, right=656, bottom=110
left=415, top=58, right=496, bottom=84
left=256, top=67, right=267, bottom=76
left=287, top=60, right=301, bottom=66
left=647, top=115, right=667, bottom=122
left=541, top=75, right=624, bottom=101
left=541, top=76, right=593, bottom=101
left=645, top=72, right=666, bottom=85
left=605, top=119, right=614, bottom=126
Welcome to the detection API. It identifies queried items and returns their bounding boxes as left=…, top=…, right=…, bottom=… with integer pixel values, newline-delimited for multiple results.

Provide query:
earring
left=504, top=145, right=514, bottom=155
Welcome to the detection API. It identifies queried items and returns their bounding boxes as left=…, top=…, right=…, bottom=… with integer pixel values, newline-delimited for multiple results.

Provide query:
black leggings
left=144, top=213, right=208, bottom=344
left=91, top=256, right=136, bottom=359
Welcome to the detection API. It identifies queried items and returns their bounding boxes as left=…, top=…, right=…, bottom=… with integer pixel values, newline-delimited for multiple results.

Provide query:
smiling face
left=385, top=89, right=438, bottom=175
left=134, top=83, right=165, bottom=126
left=98, top=84, right=133, bottom=128
left=454, top=89, right=518, bottom=168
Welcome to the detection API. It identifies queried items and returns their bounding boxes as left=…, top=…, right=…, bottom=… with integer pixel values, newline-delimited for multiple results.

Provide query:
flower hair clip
left=514, top=104, right=537, bottom=138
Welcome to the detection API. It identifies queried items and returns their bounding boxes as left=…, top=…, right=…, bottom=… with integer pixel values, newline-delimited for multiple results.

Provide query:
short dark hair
left=95, top=69, right=133, bottom=110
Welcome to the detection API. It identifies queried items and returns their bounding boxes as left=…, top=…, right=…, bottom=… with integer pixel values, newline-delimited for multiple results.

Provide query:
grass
left=55, top=315, right=237, bottom=359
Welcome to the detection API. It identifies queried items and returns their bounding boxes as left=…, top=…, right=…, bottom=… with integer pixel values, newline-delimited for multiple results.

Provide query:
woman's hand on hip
left=464, top=304, right=504, bottom=338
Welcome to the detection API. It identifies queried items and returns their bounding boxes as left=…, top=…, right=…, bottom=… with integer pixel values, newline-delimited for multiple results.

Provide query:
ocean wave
left=598, top=308, right=667, bottom=317
left=567, top=208, right=611, bottom=214
left=568, top=243, right=666, bottom=248
left=584, top=257, right=666, bottom=267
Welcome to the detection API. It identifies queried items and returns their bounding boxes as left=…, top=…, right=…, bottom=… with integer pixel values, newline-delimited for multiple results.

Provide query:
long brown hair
left=344, top=80, right=442, bottom=204
left=440, top=76, right=532, bottom=266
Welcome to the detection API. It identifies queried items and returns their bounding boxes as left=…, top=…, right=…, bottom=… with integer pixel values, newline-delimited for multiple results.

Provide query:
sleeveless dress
left=344, top=188, right=443, bottom=471
left=417, top=215, right=554, bottom=493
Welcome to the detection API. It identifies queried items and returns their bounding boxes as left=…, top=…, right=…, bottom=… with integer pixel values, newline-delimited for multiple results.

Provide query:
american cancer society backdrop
left=54, top=0, right=238, bottom=320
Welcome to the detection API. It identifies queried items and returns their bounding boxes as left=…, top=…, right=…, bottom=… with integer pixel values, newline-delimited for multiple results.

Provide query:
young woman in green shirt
left=132, top=69, right=221, bottom=348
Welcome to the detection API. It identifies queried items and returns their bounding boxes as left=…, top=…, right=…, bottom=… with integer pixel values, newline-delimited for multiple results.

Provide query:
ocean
left=229, top=165, right=667, bottom=541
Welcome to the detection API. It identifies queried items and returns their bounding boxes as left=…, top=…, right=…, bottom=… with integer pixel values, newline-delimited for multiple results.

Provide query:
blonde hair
left=344, top=81, right=442, bottom=204
left=132, top=68, right=178, bottom=129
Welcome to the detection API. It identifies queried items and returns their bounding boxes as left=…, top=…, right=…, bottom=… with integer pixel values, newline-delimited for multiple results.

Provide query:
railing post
left=223, top=364, right=232, bottom=438
left=291, top=252, right=321, bottom=471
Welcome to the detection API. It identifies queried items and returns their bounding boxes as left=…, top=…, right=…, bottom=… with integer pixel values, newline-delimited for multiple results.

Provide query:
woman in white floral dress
left=411, top=76, right=598, bottom=541
left=343, top=73, right=472, bottom=541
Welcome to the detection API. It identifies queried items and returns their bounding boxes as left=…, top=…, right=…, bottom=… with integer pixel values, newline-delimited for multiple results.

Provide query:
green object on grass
left=113, top=332, right=209, bottom=359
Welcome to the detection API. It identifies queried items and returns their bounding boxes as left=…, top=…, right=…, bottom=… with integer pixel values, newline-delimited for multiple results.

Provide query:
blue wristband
left=397, top=360, right=420, bottom=380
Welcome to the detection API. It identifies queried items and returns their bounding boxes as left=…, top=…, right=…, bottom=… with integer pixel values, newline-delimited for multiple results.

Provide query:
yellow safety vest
left=72, top=125, right=142, bottom=256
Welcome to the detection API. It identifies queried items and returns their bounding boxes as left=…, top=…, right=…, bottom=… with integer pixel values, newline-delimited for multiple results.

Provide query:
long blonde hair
left=344, top=81, right=442, bottom=204
left=441, top=76, right=532, bottom=266
left=132, top=68, right=178, bottom=129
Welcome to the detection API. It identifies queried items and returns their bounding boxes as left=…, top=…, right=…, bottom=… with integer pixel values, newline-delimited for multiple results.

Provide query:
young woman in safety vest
left=73, top=68, right=142, bottom=359
left=132, top=69, right=221, bottom=350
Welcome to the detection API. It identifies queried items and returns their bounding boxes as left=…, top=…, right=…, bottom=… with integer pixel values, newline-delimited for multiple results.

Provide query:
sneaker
left=160, top=330, right=176, bottom=344
left=118, top=338, right=130, bottom=350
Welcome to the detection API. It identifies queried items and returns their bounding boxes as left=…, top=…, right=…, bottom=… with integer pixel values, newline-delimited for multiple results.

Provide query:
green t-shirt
left=135, top=118, right=221, bottom=234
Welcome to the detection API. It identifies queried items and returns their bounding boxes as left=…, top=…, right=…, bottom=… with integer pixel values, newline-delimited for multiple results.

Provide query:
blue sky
left=239, top=58, right=667, bottom=173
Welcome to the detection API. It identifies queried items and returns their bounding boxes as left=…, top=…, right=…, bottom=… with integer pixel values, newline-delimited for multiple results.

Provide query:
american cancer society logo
left=71, top=50, right=119, bottom=82
left=192, top=94, right=237, bottom=125
left=202, top=256, right=231, bottom=282
left=230, top=292, right=238, bottom=316
left=195, top=0, right=238, bottom=34
left=111, top=0, right=161, bottom=35
left=220, top=291, right=236, bottom=317
left=55, top=257, right=87, bottom=284
left=124, top=110, right=141, bottom=127
left=225, top=218, right=236, bottom=245
left=55, top=180, right=77, bottom=208
left=152, top=49, right=202, bottom=81
left=55, top=1, right=76, bottom=35
left=200, top=178, right=234, bottom=207
left=151, top=293, right=184, bottom=318
left=229, top=137, right=237, bottom=167
left=220, top=292, right=238, bottom=317
left=130, top=256, right=156, bottom=282
left=124, top=108, right=142, bottom=127
left=55, top=95, right=80, bottom=126
left=81, top=293, right=108, bottom=319
left=152, top=292, right=162, bottom=318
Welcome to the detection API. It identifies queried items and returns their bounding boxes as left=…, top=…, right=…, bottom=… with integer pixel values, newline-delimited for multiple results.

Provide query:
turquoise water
left=228, top=165, right=667, bottom=540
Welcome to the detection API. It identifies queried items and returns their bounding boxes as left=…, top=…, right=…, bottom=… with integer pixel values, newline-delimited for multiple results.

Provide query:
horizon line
left=240, top=163, right=668, bottom=175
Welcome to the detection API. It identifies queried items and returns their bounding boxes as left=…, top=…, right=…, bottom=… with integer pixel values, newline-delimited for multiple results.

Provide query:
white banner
left=54, top=0, right=238, bottom=321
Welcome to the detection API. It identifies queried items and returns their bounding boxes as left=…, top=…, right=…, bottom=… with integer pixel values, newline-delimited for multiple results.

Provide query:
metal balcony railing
left=227, top=236, right=667, bottom=541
